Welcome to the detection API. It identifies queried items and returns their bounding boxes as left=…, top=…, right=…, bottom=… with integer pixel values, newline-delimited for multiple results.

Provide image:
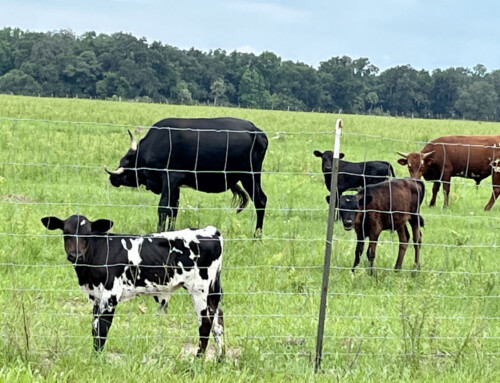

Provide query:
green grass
left=0, top=95, right=499, bottom=382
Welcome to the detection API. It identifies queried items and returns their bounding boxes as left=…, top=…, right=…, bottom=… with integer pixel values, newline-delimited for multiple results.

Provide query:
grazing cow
left=41, top=214, right=224, bottom=356
left=313, top=150, right=395, bottom=204
left=338, top=178, right=425, bottom=272
left=397, top=135, right=500, bottom=210
left=106, top=117, right=268, bottom=236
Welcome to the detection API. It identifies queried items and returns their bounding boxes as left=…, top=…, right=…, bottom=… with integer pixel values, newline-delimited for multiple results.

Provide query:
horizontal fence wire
left=1, top=117, right=499, bottom=370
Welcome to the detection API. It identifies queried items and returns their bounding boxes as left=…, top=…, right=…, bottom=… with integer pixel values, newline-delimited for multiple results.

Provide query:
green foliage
left=0, top=95, right=499, bottom=381
left=0, top=28, right=500, bottom=120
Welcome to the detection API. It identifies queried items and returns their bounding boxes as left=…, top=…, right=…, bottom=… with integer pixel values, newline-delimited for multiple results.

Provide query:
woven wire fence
left=0, top=117, right=499, bottom=370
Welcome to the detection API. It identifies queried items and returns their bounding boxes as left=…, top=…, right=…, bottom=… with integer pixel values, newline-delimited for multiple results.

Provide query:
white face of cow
left=41, top=215, right=114, bottom=263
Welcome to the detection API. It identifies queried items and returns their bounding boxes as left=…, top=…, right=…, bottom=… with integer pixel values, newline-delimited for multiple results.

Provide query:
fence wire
left=0, top=117, right=499, bottom=371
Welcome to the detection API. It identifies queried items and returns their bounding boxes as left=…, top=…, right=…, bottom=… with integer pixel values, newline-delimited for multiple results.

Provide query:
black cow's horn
left=396, top=151, right=409, bottom=158
left=128, top=130, right=137, bottom=151
left=105, top=167, right=125, bottom=175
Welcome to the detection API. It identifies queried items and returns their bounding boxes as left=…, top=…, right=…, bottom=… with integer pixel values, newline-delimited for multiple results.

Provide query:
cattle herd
left=42, top=117, right=500, bottom=356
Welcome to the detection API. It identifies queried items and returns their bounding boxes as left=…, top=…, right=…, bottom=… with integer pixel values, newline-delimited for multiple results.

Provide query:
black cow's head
left=396, top=151, right=435, bottom=179
left=313, top=150, right=345, bottom=173
left=106, top=130, right=140, bottom=188
left=338, top=194, right=359, bottom=231
left=41, top=215, right=113, bottom=263
left=338, top=194, right=373, bottom=231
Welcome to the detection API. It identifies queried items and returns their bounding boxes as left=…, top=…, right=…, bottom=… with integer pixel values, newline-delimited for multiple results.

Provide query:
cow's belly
left=183, top=172, right=242, bottom=192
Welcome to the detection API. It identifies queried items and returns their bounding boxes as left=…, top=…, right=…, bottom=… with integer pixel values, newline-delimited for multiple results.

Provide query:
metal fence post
left=315, top=118, right=343, bottom=372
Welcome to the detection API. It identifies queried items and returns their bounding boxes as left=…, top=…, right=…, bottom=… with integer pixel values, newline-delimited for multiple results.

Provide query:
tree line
left=0, top=27, right=499, bottom=121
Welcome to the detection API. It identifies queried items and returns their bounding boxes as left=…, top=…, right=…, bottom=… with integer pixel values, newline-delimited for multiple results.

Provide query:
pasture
left=0, top=95, right=499, bottom=382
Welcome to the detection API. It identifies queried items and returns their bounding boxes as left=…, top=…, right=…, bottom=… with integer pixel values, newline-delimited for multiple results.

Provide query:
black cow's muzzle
left=343, top=221, right=354, bottom=231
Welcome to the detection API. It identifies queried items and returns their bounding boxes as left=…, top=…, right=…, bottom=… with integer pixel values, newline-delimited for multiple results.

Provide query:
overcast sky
left=1, top=0, right=498, bottom=72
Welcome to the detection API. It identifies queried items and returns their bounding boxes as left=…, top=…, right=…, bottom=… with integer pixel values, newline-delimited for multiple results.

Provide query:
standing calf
left=41, top=214, right=224, bottom=356
left=338, top=178, right=425, bottom=272
left=313, top=150, right=395, bottom=204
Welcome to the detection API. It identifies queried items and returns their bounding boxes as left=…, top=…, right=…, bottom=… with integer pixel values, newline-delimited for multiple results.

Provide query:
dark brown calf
left=349, top=178, right=425, bottom=272
left=397, top=135, right=500, bottom=210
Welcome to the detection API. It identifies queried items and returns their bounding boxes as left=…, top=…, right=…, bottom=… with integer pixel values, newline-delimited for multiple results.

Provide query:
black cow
left=337, top=178, right=425, bottom=272
left=313, top=150, right=395, bottom=204
left=41, top=214, right=224, bottom=356
left=106, top=118, right=268, bottom=236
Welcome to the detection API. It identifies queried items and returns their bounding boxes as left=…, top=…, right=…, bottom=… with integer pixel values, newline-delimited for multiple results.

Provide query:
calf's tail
left=418, top=215, right=425, bottom=228
left=231, top=184, right=249, bottom=213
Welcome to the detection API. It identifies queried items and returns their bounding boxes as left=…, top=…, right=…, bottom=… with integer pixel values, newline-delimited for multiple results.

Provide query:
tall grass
left=0, top=95, right=499, bottom=382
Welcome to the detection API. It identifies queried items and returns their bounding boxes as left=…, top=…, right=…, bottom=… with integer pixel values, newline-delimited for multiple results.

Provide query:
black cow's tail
left=231, top=184, right=249, bottom=213
left=389, top=164, right=396, bottom=177
left=418, top=215, right=425, bottom=228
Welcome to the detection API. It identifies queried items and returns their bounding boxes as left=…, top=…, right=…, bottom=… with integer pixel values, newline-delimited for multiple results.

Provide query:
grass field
left=0, top=95, right=499, bottom=382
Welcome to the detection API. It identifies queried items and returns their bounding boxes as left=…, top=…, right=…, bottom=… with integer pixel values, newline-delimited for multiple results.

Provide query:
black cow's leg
left=429, top=182, right=440, bottom=206
left=394, top=225, right=409, bottom=270
left=92, top=304, right=115, bottom=351
left=158, top=173, right=181, bottom=232
left=241, top=174, right=267, bottom=236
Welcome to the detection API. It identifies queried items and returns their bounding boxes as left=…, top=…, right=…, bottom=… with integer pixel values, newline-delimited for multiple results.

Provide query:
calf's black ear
left=339, top=152, right=345, bottom=159
left=91, top=219, right=114, bottom=233
left=41, top=216, right=64, bottom=231
left=313, top=150, right=323, bottom=158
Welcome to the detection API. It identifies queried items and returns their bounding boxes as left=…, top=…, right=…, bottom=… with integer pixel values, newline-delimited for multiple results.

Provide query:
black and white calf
left=41, top=214, right=224, bottom=356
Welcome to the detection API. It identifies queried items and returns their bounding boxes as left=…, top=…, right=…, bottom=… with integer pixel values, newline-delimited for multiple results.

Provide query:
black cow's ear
left=92, top=219, right=114, bottom=233
left=339, top=153, right=345, bottom=159
left=41, top=216, right=64, bottom=231
left=397, top=158, right=408, bottom=166
left=313, top=150, right=323, bottom=158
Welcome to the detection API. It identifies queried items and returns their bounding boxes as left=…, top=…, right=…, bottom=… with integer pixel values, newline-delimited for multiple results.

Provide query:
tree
left=210, top=78, right=226, bottom=106
left=238, top=69, right=271, bottom=109
left=365, top=92, right=379, bottom=113
left=0, top=69, right=41, bottom=95
left=455, top=81, right=498, bottom=120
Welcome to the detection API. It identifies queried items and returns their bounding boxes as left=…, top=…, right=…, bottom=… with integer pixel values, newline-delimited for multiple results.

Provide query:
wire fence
left=0, top=116, right=499, bottom=372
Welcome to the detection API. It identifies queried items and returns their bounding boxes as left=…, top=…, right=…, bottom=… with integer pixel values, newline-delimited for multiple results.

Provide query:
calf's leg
left=394, top=225, right=409, bottom=270
left=366, top=232, right=380, bottom=275
left=410, top=219, right=422, bottom=269
left=92, top=304, right=116, bottom=351
left=353, top=231, right=365, bottom=272
left=208, top=275, right=225, bottom=357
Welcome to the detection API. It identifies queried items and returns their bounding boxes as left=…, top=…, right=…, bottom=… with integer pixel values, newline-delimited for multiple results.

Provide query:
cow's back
left=139, top=117, right=267, bottom=172
left=423, top=135, right=500, bottom=178
left=359, top=178, right=425, bottom=229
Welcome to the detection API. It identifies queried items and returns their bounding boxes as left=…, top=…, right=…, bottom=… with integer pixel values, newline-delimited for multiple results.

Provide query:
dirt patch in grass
left=2, top=194, right=36, bottom=203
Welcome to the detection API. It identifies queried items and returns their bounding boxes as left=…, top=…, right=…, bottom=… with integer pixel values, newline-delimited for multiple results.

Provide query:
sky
left=0, top=0, right=498, bottom=72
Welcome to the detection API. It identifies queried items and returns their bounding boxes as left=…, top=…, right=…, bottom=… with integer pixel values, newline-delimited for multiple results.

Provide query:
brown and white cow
left=397, top=135, right=500, bottom=210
